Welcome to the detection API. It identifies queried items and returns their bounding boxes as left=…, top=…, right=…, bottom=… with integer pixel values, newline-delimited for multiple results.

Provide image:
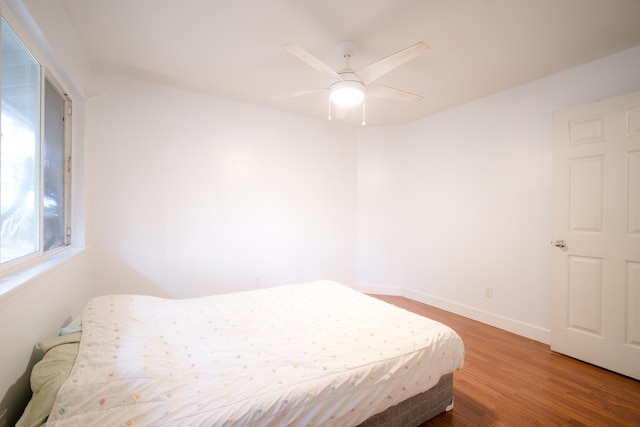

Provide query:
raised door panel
left=569, top=156, right=603, bottom=233
left=568, top=256, right=603, bottom=336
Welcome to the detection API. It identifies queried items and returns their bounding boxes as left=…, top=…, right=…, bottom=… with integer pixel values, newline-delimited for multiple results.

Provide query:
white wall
left=356, top=126, right=404, bottom=294
left=86, top=75, right=358, bottom=298
left=22, top=0, right=91, bottom=96
left=357, top=45, right=640, bottom=342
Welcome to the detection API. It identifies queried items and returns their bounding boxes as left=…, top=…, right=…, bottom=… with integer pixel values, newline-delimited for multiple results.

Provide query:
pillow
left=16, top=334, right=81, bottom=427
left=37, top=332, right=81, bottom=353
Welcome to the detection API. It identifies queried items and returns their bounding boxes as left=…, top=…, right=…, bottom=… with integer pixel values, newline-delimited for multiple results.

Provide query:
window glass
left=43, top=79, right=67, bottom=252
left=1, top=19, right=41, bottom=263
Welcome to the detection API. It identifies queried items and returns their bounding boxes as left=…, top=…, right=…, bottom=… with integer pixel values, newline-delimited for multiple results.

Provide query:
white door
left=551, top=91, right=640, bottom=380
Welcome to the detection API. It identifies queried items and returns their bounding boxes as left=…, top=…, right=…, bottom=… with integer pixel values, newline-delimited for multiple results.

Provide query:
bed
left=18, top=280, right=464, bottom=426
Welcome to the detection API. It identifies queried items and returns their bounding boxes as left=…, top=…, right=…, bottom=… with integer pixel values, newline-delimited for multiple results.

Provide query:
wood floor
left=371, top=294, right=640, bottom=426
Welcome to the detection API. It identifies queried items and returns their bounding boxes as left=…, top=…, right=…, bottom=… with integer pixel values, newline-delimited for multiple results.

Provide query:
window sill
left=0, top=246, right=87, bottom=301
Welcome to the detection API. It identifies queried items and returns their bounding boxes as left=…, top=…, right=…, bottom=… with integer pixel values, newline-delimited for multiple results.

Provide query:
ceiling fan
left=271, top=41, right=429, bottom=124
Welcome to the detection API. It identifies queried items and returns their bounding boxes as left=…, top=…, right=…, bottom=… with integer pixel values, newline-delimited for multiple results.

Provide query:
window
left=0, top=18, right=71, bottom=267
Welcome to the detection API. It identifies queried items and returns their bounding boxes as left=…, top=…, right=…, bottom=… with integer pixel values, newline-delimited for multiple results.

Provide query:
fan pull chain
left=328, top=96, right=332, bottom=120
left=362, top=98, right=366, bottom=126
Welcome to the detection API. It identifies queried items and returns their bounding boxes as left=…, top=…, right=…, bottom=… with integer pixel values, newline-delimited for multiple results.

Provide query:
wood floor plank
left=371, top=294, right=640, bottom=426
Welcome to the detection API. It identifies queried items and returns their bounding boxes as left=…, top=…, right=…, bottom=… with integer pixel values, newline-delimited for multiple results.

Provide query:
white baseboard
left=401, top=287, right=550, bottom=345
left=356, top=283, right=551, bottom=345
left=354, top=283, right=403, bottom=296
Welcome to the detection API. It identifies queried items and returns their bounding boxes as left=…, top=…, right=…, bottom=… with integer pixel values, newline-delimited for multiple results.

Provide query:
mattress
left=44, top=281, right=464, bottom=426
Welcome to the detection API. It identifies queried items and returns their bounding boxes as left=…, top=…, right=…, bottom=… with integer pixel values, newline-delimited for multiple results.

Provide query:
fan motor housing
left=329, top=73, right=365, bottom=107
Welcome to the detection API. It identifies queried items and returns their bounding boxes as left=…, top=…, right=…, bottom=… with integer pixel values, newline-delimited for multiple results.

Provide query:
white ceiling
left=59, top=0, right=640, bottom=127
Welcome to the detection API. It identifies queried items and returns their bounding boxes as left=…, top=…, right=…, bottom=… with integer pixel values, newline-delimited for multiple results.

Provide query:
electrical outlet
left=484, top=287, right=493, bottom=298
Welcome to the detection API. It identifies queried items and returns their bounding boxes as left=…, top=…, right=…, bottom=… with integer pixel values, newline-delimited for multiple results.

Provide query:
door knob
left=553, top=240, right=566, bottom=248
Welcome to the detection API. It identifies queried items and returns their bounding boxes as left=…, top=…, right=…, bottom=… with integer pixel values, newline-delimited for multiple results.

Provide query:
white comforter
left=46, top=281, right=464, bottom=426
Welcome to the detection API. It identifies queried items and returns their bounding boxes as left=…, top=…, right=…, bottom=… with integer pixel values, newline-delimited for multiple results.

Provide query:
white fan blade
left=366, top=83, right=423, bottom=102
left=269, top=88, right=326, bottom=101
left=357, top=42, right=429, bottom=84
left=283, top=44, right=341, bottom=79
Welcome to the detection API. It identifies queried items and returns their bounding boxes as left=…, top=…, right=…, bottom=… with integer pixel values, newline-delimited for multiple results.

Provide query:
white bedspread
left=46, top=281, right=464, bottom=426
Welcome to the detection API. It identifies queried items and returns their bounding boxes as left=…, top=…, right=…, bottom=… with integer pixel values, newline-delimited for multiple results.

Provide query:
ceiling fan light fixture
left=330, top=80, right=364, bottom=107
